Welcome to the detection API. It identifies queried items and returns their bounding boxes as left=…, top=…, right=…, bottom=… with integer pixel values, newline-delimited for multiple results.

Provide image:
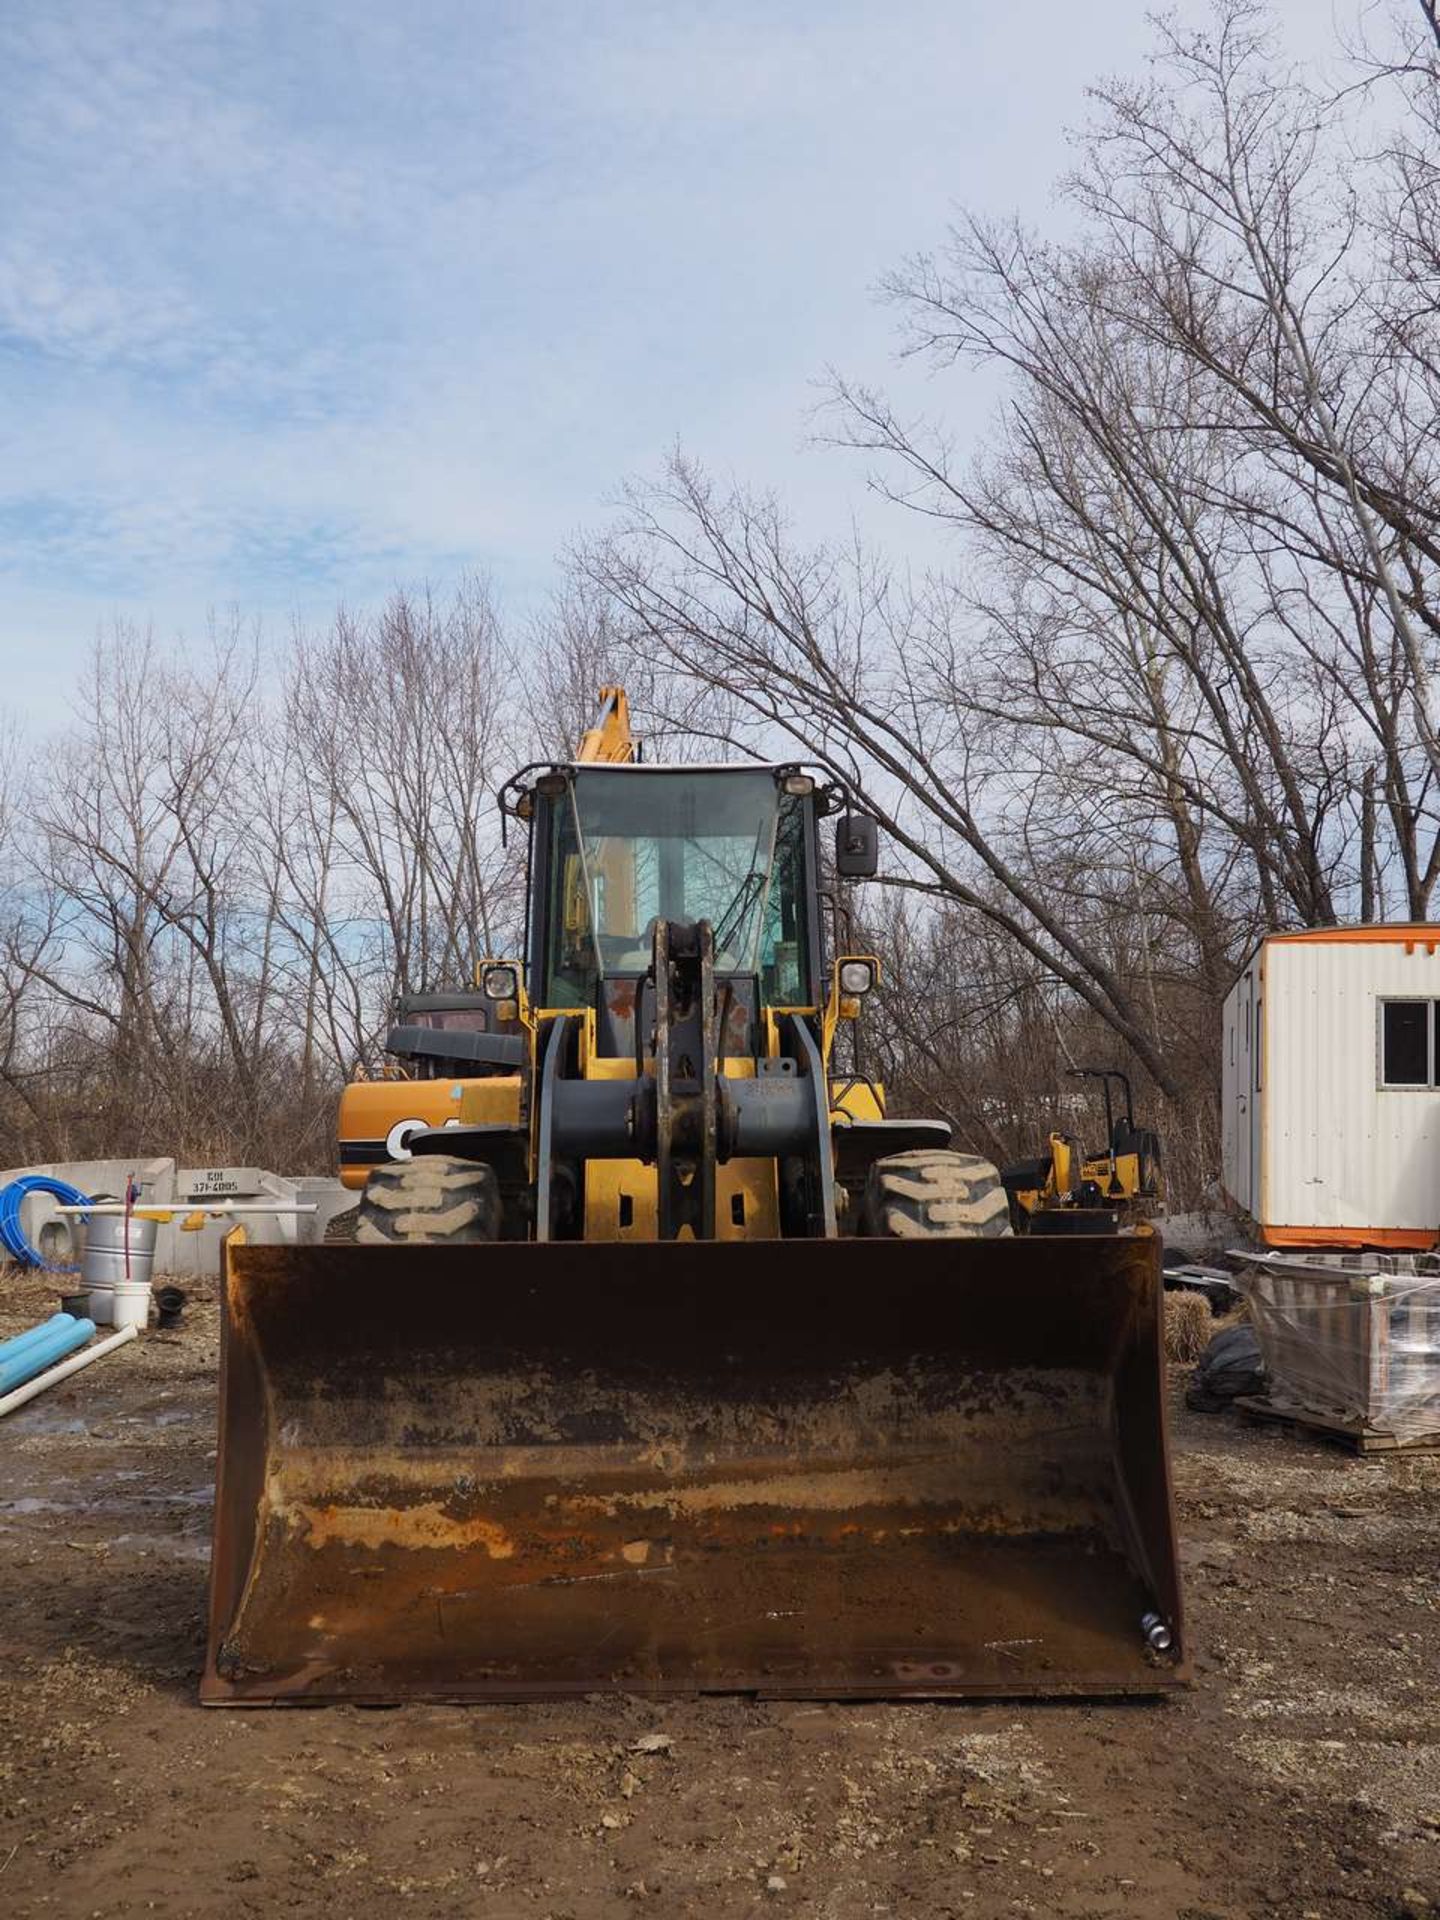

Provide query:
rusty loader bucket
left=203, top=1233, right=1185, bottom=1703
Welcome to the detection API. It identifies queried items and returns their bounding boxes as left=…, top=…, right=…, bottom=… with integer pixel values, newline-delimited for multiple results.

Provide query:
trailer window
left=1380, top=1000, right=1433, bottom=1087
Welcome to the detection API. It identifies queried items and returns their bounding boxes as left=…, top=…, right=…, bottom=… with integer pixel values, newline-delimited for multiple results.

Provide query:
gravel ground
left=1, top=1265, right=1437, bottom=1920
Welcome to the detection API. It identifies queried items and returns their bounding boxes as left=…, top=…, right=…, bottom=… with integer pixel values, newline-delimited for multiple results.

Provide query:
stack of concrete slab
left=1237, top=1248, right=1440, bottom=1450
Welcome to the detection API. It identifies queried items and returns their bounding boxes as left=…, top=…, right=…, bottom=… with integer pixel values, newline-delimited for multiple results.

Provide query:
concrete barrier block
left=0, top=1160, right=351, bottom=1276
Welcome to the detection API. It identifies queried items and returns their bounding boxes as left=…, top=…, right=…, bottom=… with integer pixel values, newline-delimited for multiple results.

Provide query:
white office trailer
left=1222, top=926, right=1440, bottom=1249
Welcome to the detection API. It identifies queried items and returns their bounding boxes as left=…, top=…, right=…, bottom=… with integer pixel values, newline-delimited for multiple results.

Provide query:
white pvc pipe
left=49, top=1203, right=318, bottom=1216
left=0, top=1324, right=138, bottom=1418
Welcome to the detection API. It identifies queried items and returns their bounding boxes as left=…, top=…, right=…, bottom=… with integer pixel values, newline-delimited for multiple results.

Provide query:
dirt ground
left=1, top=1267, right=1437, bottom=1920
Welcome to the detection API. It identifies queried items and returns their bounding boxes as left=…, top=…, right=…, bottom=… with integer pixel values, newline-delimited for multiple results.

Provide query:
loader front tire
left=863, top=1149, right=1012, bottom=1240
left=356, top=1154, right=502, bottom=1245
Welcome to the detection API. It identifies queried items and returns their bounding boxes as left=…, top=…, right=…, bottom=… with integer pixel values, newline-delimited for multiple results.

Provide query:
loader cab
left=524, top=764, right=826, bottom=1055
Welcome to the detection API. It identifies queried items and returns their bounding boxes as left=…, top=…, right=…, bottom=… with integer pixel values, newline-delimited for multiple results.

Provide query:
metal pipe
left=720, top=1076, right=814, bottom=1157
left=0, top=1323, right=137, bottom=1418
left=1141, top=1610, right=1173, bottom=1652
left=549, top=1078, right=637, bottom=1157
left=549, top=1074, right=817, bottom=1162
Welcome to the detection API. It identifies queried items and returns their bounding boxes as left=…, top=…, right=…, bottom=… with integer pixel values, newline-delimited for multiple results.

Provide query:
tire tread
left=863, top=1149, right=1012, bottom=1240
left=355, top=1154, right=501, bottom=1246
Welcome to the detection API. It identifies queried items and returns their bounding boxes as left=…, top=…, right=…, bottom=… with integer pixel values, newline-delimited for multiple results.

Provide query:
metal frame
left=534, top=1015, right=572, bottom=1242
left=784, top=1013, right=837, bottom=1237
left=526, top=771, right=827, bottom=1013
left=1377, top=995, right=1436, bottom=1090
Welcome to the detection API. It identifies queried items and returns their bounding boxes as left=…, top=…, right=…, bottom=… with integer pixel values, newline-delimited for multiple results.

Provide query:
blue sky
left=1, top=1, right=1337, bottom=720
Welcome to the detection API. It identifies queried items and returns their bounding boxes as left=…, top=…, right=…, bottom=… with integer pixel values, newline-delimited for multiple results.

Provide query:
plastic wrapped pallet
left=1238, top=1255, right=1440, bottom=1445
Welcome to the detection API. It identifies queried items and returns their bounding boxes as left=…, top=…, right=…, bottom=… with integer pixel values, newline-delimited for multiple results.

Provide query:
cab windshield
left=543, top=767, right=809, bottom=1006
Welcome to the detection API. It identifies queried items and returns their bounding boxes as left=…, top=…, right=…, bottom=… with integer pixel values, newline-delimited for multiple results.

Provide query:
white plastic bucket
left=82, top=1214, right=157, bottom=1330
left=111, top=1279, right=152, bottom=1332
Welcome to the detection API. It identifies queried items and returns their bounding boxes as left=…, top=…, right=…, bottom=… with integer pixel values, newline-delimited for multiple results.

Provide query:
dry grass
left=1164, top=1288, right=1214, bottom=1363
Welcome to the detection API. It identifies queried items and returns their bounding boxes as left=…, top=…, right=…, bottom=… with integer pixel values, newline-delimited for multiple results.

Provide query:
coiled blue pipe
left=0, top=1176, right=92, bottom=1270
left=0, top=1315, right=95, bottom=1393
left=0, top=1312, right=77, bottom=1363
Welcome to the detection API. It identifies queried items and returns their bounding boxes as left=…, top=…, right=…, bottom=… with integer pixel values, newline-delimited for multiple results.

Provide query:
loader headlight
left=838, top=959, right=876, bottom=996
left=481, top=963, right=519, bottom=1001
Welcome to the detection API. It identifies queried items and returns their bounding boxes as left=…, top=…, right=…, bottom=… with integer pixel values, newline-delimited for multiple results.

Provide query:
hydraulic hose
left=0, top=1176, right=93, bottom=1271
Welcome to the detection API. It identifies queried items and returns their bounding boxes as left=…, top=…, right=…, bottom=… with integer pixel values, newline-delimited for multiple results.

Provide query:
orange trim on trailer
left=1262, top=1224, right=1438, bottom=1250
left=1262, top=925, right=1440, bottom=949
left=1227, top=924, right=1440, bottom=994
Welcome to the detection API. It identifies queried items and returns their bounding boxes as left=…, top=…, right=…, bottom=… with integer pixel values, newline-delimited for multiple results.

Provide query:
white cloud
left=0, top=0, right=1354, bottom=723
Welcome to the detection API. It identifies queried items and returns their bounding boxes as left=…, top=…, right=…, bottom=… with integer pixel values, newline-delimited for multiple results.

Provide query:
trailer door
left=1249, top=972, right=1263, bottom=1216
left=1233, top=969, right=1255, bottom=1213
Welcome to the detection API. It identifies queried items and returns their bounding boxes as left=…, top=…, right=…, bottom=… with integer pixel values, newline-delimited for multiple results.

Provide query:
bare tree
left=582, top=458, right=1201, bottom=1097
left=277, top=581, right=526, bottom=1075
left=0, top=584, right=531, bottom=1169
left=576, top=1, right=1440, bottom=1178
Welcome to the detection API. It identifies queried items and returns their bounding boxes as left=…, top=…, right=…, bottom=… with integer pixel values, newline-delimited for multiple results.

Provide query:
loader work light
left=481, top=963, right=519, bottom=1001
left=839, top=959, right=876, bottom=996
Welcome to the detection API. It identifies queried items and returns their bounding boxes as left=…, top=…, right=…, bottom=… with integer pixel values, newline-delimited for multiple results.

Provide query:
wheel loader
left=204, top=689, right=1185, bottom=1704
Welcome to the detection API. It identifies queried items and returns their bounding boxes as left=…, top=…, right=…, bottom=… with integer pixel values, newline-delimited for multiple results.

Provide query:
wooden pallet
left=1235, top=1394, right=1440, bottom=1455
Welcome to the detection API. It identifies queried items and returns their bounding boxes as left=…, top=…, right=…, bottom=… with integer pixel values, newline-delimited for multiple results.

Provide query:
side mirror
left=834, top=813, right=880, bottom=879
